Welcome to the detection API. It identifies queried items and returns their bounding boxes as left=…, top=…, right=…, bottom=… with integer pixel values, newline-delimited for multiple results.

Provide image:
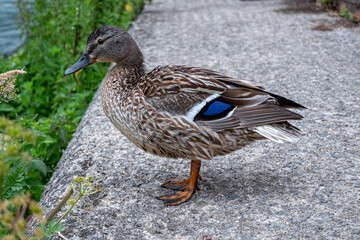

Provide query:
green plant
left=1, top=0, right=148, bottom=143
left=0, top=70, right=25, bottom=103
left=54, top=177, right=100, bottom=226
left=0, top=1, right=143, bottom=237
left=1, top=71, right=49, bottom=202
left=0, top=176, right=100, bottom=239
left=19, top=115, right=77, bottom=171
left=0, top=1, right=146, bottom=235
left=0, top=0, right=147, bottom=207
left=0, top=0, right=147, bottom=117
left=0, top=116, right=48, bottom=201
left=35, top=176, right=100, bottom=239
left=321, top=0, right=336, bottom=9
left=0, top=193, right=45, bottom=239
left=340, top=6, right=354, bottom=21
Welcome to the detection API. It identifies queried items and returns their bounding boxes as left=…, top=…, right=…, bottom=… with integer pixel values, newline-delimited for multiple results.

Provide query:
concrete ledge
left=29, top=0, right=360, bottom=239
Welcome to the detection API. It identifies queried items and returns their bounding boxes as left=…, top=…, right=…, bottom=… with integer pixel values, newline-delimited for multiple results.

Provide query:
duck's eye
left=98, top=39, right=104, bottom=45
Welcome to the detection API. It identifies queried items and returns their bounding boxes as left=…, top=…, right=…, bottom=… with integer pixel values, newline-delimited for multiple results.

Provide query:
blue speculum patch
left=203, top=101, right=233, bottom=116
left=194, top=100, right=236, bottom=121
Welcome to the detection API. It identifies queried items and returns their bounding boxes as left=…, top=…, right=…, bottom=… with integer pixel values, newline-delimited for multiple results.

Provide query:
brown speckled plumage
left=103, top=64, right=263, bottom=160
left=65, top=26, right=305, bottom=205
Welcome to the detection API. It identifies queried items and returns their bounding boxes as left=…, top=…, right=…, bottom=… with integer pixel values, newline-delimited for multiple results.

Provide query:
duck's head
left=64, top=26, right=143, bottom=75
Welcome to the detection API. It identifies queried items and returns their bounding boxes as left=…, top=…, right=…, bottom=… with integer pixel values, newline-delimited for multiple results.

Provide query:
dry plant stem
left=17, top=205, right=27, bottom=222
left=54, top=193, right=81, bottom=228
left=45, top=189, right=73, bottom=225
left=0, top=178, right=3, bottom=201
left=73, top=5, right=81, bottom=55
left=57, top=232, right=69, bottom=240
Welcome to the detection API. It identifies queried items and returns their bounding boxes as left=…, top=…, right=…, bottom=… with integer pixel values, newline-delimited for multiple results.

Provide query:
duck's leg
left=157, top=159, right=201, bottom=206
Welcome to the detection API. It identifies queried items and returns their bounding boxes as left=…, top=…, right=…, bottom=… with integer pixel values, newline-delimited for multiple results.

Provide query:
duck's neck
left=107, top=62, right=145, bottom=89
left=105, top=40, right=146, bottom=88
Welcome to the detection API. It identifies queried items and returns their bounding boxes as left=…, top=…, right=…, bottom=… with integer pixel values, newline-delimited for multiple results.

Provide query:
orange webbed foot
left=156, top=160, right=201, bottom=206
left=156, top=186, right=195, bottom=206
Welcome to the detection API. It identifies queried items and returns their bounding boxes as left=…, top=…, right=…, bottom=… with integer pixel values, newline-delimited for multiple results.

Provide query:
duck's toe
left=156, top=186, right=195, bottom=206
left=161, top=178, right=200, bottom=191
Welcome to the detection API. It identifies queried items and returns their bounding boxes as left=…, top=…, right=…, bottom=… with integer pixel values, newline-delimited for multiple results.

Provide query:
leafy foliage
left=0, top=176, right=99, bottom=239
left=41, top=220, right=66, bottom=238
left=0, top=1, right=146, bottom=236
left=340, top=6, right=354, bottom=21
left=0, top=0, right=147, bottom=199
left=0, top=117, right=47, bottom=201
left=0, top=70, right=25, bottom=103
left=0, top=193, right=45, bottom=239
left=321, top=0, right=336, bottom=9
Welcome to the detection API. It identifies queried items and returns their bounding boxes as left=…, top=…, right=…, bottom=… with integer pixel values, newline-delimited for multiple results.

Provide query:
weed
left=0, top=0, right=147, bottom=237
left=0, top=70, right=48, bottom=205
left=0, top=0, right=146, bottom=202
left=0, top=70, right=25, bottom=103
left=0, top=193, right=44, bottom=239
left=321, top=0, right=336, bottom=9
left=0, top=116, right=45, bottom=201
left=340, top=6, right=354, bottom=21
left=0, top=176, right=100, bottom=239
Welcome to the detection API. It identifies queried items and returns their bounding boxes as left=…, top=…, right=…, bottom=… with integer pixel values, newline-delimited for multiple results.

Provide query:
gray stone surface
left=32, top=0, right=360, bottom=239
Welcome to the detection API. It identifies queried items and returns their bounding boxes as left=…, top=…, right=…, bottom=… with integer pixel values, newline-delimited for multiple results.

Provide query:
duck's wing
left=141, top=65, right=304, bottom=135
left=142, top=65, right=226, bottom=117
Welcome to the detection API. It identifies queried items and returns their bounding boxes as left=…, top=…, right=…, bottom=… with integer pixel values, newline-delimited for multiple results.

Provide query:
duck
left=64, top=25, right=305, bottom=206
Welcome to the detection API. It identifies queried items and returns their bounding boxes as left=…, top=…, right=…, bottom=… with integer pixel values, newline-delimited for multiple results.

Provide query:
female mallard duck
left=64, top=26, right=305, bottom=206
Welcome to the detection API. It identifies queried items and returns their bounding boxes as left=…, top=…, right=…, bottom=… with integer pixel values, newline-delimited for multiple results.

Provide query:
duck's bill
left=64, top=52, right=96, bottom=75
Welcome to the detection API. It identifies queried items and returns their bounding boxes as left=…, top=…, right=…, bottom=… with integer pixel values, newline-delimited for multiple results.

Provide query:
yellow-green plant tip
left=5, top=143, right=19, bottom=156
left=12, top=195, right=24, bottom=207
left=29, top=201, right=43, bottom=214
left=21, top=152, right=33, bottom=163
left=5, top=125, right=21, bottom=139
left=23, top=130, right=36, bottom=143
left=17, top=219, right=26, bottom=231
left=0, top=117, right=8, bottom=128
left=3, top=211, right=14, bottom=224
left=73, top=176, right=85, bottom=183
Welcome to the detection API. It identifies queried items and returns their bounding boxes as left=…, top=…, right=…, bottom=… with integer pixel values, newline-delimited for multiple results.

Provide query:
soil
left=277, top=0, right=359, bottom=31
left=276, top=0, right=324, bottom=14
left=310, top=17, right=359, bottom=31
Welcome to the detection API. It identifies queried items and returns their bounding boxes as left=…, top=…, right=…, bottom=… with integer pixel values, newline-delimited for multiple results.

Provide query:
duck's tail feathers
left=254, top=123, right=302, bottom=144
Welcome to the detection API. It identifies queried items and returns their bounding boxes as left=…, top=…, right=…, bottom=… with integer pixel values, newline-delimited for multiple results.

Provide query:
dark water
left=0, top=0, right=25, bottom=55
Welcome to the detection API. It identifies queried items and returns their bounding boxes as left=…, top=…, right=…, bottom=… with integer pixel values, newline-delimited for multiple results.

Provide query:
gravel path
left=33, top=0, right=360, bottom=239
